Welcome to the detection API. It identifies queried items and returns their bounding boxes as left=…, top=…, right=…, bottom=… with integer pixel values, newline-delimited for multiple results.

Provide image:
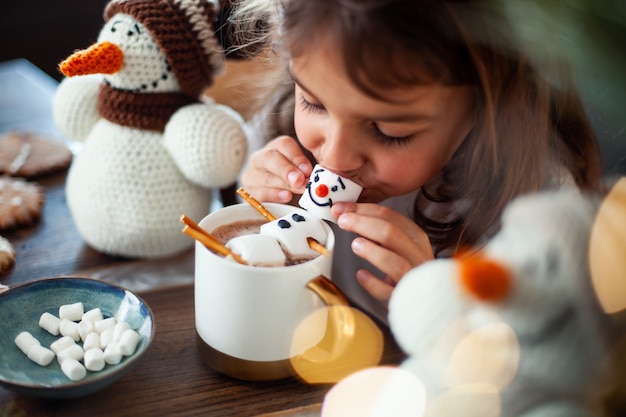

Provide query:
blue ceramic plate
left=0, top=277, right=155, bottom=398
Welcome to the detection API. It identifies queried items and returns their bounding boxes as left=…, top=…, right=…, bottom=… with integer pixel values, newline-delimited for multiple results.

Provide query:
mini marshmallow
left=260, top=209, right=327, bottom=258
left=27, top=345, right=55, bottom=367
left=94, top=317, right=116, bottom=334
left=103, top=343, right=123, bottom=365
left=83, top=332, right=101, bottom=351
left=78, top=320, right=95, bottom=341
left=82, top=307, right=104, bottom=322
left=100, top=327, right=114, bottom=349
left=59, top=319, right=81, bottom=341
left=298, top=164, right=362, bottom=223
left=61, top=358, right=87, bottom=381
left=112, top=321, right=131, bottom=342
left=15, top=331, right=40, bottom=355
left=50, top=335, right=76, bottom=354
left=84, top=348, right=105, bottom=371
left=119, top=329, right=141, bottom=356
left=39, top=312, right=61, bottom=336
left=226, top=234, right=287, bottom=267
left=57, top=343, right=84, bottom=364
left=59, top=302, right=84, bottom=321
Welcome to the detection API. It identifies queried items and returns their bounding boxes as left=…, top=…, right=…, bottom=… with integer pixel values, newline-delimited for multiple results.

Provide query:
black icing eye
left=292, top=213, right=306, bottom=222
left=331, top=185, right=338, bottom=192
left=313, top=168, right=324, bottom=183
left=278, top=219, right=291, bottom=229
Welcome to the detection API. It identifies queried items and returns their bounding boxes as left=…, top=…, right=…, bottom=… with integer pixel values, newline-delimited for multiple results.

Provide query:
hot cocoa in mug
left=211, top=219, right=318, bottom=266
left=194, top=203, right=347, bottom=381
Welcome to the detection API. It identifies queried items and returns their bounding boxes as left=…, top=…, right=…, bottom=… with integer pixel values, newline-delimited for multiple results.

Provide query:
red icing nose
left=315, top=184, right=329, bottom=197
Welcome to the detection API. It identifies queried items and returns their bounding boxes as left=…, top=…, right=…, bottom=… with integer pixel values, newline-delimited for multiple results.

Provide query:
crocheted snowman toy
left=388, top=188, right=624, bottom=417
left=53, top=0, right=252, bottom=258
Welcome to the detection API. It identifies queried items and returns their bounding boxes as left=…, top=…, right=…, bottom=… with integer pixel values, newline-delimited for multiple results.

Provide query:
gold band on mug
left=196, top=332, right=295, bottom=381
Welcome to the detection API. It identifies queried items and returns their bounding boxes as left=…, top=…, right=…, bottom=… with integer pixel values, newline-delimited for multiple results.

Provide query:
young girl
left=232, top=0, right=602, bottom=316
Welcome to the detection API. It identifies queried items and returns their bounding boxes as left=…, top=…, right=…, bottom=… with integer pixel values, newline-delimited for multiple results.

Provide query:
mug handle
left=301, top=275, right=355, bottom=362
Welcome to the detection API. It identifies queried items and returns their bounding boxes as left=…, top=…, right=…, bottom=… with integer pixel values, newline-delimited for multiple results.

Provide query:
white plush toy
left=386, top=185, right=626, bottom=417
left=53, top=0, right=252, bottom=258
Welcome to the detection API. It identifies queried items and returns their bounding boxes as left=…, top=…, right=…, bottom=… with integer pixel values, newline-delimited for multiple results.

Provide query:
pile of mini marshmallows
left=14, top=302, right=141, bottom=381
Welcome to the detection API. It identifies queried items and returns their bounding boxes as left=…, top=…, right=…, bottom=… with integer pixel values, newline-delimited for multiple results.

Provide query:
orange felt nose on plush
left=59, top=41, right=124, bottom=77
left=457, top=252, right=511, bottom=302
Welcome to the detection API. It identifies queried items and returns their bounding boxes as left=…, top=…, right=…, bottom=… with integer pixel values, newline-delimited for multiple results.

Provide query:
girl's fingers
left=335, top=203, right=435, bottom=306
left=240, top=136, right=313, bottom=203
left=338, top=206, right=433, bottom=266
left=351, top=237, right=412, bottom=284
left=356, top=269, right=394, bottom=309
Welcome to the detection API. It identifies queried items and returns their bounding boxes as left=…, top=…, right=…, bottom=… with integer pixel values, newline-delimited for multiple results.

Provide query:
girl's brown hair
left=234, top=0, right=602, bottom=254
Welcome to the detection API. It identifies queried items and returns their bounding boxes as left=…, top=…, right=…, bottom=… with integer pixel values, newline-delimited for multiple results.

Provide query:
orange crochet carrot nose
left=457, top=252, right=511, bottom=302
left=59, top=41, right=124, bottom=77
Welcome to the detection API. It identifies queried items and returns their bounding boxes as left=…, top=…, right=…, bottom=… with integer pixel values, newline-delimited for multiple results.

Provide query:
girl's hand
left=332, top=202, right=434, bottom=308
left=240, top=136, right=313, bottom=203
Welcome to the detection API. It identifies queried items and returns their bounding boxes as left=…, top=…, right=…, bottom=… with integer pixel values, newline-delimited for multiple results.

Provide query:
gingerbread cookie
left=0, top=235, right=15, bottom=275
left=0, top=176, right=45, bottom=230
left=0, top=131, right=72, bottom=178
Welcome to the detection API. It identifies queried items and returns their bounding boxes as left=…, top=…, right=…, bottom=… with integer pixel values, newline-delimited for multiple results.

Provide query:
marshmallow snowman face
left=298, top=165, right=363, bottom=222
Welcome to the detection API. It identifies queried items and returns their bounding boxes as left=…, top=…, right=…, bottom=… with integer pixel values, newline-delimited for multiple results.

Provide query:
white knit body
left=66, top=120, right=211, bottom=258
left=55, top=76, right=248, bottom=259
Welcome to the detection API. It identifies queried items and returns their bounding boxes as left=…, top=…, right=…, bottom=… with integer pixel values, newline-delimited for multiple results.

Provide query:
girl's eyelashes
left=370, top=124, right=414, bottom=146
left=298, top=94, right=325, bottom=114
left=298, top=92, right=414, bottom=146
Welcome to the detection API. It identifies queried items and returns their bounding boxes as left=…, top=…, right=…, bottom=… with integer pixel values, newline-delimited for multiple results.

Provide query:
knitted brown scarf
left=98, top=83, right=197, bottom=132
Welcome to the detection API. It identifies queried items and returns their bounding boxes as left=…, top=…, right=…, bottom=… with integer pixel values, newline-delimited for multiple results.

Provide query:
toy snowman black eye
left=545, top=247, right=560, bottom=275
left=110, top=20, right=122, bottom=32
left=128, top=23, right=142, bottom=36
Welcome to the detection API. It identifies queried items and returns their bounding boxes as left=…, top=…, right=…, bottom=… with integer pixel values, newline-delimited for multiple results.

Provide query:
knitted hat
left=104, top=0, right=225, bottom=99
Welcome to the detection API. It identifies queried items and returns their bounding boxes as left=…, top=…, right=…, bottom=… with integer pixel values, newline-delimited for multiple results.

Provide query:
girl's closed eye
left=299, top=94, right=325, bottom=115
left=370, top=124, right=414, bottom=146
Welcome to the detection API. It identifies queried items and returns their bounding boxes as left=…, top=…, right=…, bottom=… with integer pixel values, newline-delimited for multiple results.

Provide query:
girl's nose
left=320, top=121, right=363, bottom=172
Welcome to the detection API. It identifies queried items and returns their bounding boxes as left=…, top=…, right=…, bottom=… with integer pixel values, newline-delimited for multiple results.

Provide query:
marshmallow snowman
left=226, top=165, right=361, bottom=265
left=299, top=164, right=363, bottom=223
left=260, top=208, right=328, bottom=258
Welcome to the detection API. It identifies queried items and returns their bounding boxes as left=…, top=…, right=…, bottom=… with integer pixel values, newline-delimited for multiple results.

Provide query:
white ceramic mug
left=195, top=203, right=348, bottom=381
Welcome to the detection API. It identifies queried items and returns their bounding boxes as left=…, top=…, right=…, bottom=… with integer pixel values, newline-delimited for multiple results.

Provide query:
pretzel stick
left=236, top=188, right=276, bottom=221
left=307, top=237, right=329, bottom=256
left=236, top=188, right=329, bottom=256
left=180, top=215, right=247, bottom=265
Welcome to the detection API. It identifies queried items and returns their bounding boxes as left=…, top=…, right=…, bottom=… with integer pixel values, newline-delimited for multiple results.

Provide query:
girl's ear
left=214, top=0, right=272, bottom=60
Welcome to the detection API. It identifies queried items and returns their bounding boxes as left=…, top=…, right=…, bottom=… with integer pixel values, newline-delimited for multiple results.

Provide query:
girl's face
left=290, top=37, right=476, bottom=203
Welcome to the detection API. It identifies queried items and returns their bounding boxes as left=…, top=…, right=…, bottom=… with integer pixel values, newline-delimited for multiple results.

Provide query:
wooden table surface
left=0, top=60, right=406, bottom=416
left=0, top=284, right=404, bottom=417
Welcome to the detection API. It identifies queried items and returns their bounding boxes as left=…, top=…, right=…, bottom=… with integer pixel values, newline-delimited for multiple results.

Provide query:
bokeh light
left=424, top=311, right=519, bottom=391
left=589, top=177, right=626, bottom=314
left=445, top=321, right=519, bottom=390
left=321, top=366, right=426, bottom=417
left=426, top=384, right=501, bottom=417
left=290, top=305, right=384, bottom=384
